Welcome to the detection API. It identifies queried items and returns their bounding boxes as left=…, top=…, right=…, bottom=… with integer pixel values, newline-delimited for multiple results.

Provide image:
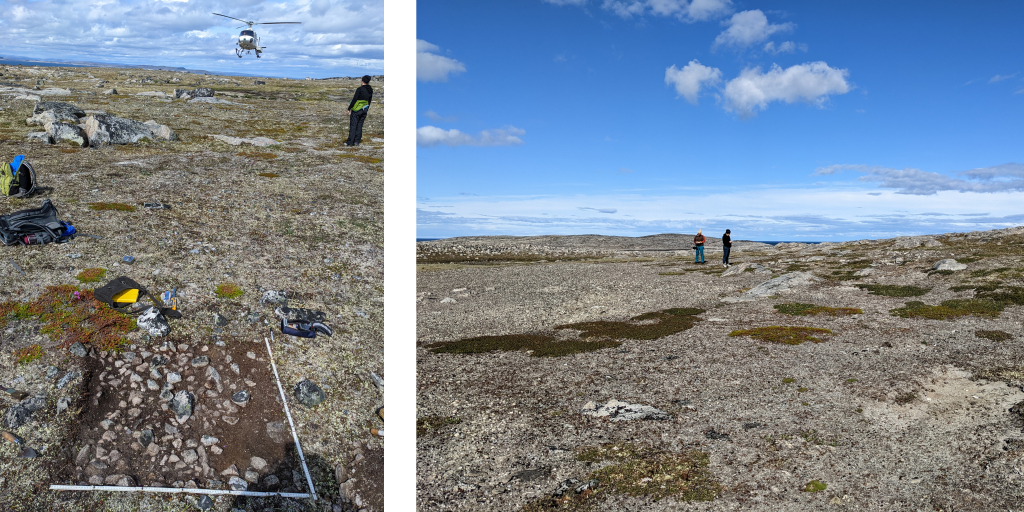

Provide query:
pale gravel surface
left=417, top=229, right=1024, bottom=511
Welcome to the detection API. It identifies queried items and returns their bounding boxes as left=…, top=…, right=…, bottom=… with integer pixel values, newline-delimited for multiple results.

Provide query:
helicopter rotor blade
left=255, top=22, right=302, bottom=25
left=213, top=13, right=252, bottom=24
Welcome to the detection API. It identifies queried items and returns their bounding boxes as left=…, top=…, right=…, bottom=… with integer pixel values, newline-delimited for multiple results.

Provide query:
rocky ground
left=417, top=229, right=1024, bottom=511
left=0, top=65, right=383, bottom=511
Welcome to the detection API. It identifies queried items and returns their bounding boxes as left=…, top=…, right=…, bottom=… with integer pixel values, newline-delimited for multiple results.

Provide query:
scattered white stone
left=208, top=134, right=277, bottom=147
left=580, top=399, right=670, bottom=421
left=933, top=259, right=967, bottom=271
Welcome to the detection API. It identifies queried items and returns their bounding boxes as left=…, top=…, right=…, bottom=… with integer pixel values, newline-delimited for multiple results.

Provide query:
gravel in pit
left=417, top=229, right=1024, bottom=511
left=0, top=65, right=383, bottom=512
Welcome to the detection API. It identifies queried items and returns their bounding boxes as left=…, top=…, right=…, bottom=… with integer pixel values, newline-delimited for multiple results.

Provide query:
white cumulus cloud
left=722, top=62, right=851, bottom=116
left=713, top=10, right=793, bottom=49
left=600, top=0, right=732, bottom=22
left=763, top=40, right=806, bottom=54
left=544, top=0, right=588, bottom=5
left=665, top=59, right=722, bottom=104
left=417, top=39, right=466, bottom=82
left=417, top=126, right=525, bottom=148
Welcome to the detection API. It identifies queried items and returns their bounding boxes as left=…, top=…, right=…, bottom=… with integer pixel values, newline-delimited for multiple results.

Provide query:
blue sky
left=417, top=1, right=1024, bottom=241
left=0, top=0, right=382, bottom=78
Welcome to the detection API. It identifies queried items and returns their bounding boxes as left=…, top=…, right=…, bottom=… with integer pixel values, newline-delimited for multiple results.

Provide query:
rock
left=69, top=342, right=88, bottom=357
left=230, top=390, right=251, bottom=406
left=228, top=476, right=248, bottom=491
left=266, top=421, right=290, bottom=443
left=37, top=87, right=72, bottom=96
left=25, top=131, right=50, bottom=143
left=81, top=114, right=160, bottom=146
left=740, top=272, right=822, bottom=299
left=181, top=449, right=199, bottom=464
left=150, top=355, right=169, bottom=369
left=137, top=307, right=170, bottom=337
left=26, top=111, right=60, bottom=126
left=580, top=399, right=670, bottom=421
left=169, top=390, right=195, bottom=423
left=103, top=88, right=118, bottom=95
left=196, top=495, right=214, bottom=510
left=208, top=134, right=278, bottom=147
left=275, top=306, right=328, bottom=323
left=244, top=470, right=259, bottom=483
left=249, top=456, right=267, bottom=472
left=222, top=417, right=238, bottom=426
left=923, top=238, right=942, bottom=247
left=46, top=366, right=60, bottom=379
left=192, top=88, right=214, bottom=97
left=14, top=94, right=42, bottom=102
left=88, top=475, right=103, bottom=485
left=57, top=396, right=72, bottom=413
left=57, top=371, right=80, bottom=389
left=167, top=372, right=182, bottom=384
left=263, top=474, right=280, bottom=488
left=853, top=267, right=876, bottom=276
left=116, top=475, right=136, bottom=487
left=933, top=259, right=967, bottom=271
left=192, top=355, right=210, bottom=368
left=190, top=97, right=233, bottom=104
left=76, top=445, right=91, bottom=465
left=147, top=379, right=160, bottom=391
left=136, top=91, right=169, bottom=98
left=32, top=101, right=85, bottom=120
left=140, top=429, right=154, bottom=447
left=253, top=80, right=266, bottom=85
left=260, top=290, right=288, bottom=305
left=142, top=120, right=177, bottom=140
left=440, top=297, right=456, bottom=304
left=294, top=379, right=326, bottom=408
left=212, top=313, right=229, bottom=327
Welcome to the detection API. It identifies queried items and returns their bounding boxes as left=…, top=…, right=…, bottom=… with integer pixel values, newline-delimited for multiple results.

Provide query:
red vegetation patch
left=0, top=285, right=135, bottom=351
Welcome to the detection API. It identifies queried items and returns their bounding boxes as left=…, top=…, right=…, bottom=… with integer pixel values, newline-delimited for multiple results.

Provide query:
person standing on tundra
left=345, top=75, right=374, bottom=146
left=722, top=229, right=732, bottom=267
left=694, top=229, right=706, bottom=264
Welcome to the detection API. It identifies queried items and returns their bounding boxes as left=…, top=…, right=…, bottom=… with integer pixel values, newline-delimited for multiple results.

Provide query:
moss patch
left=802, top=480, right=827, bottom=493
left=75, top=268, right=107, bottom=283
left=0, top=285, right=135, bottom=350
left=782, top=377, right=795, bottom=384
left=337, top=154, right=383, bottom=164
left=214, top=282, right=244, bottom=299
left=416, top=416, right=460, bottom=437
left=774, top=303, right=862, bottom=316
left=14, top=344, right=43, bottom=364
left=729, top=326, right=833, bottom=345
left=890, top=299, right=1004, bottom=320
left=523, top=442, right=720, bottom=511
left=554, top=308, right=704, bottom=341
left=257, top=172, right=280, bottom=178
left=426, top=334, right=620, bottom=357
left=856, top=284, right=930, bottom=297
left=87, top=202, right=136, bottom=212
left=976, top=330, right=1013, bottom=342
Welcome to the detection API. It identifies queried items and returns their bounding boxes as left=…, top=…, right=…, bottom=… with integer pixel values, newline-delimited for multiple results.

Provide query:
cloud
left=417, top=125, right=526, bottom=147
left=722, top=62, right=851, bottom=116
left=578, top=207, right=618, bottom=213
left=424, top=110, right=457, bottom=122
left=544, top=0, right=589, bottom=5
left=600, top=0, right=733, bottom=22
left=713, top=10, right=793, bottom=49
left=867, top=192, right=882, bottom=196
left=763, top=40, right=806, bottom=54
left=417, top=39, right=466, bottom=82
left=665, top=59, right=722, bottom=104
left=989, top=73, right=1017, bottom=83
left=823, top=162, right=1024, bottom=195
left=0, top=0, right=382, bottom=78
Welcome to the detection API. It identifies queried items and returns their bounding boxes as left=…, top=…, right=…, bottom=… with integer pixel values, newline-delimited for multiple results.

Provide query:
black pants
left=723, top=246, right=731, bottom=264
left=346, top=108, right=367, bottom=145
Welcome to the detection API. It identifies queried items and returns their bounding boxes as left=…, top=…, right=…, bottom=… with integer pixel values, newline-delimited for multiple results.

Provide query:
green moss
left=802, top=480, right=827, bottom=493
left=87, top=202, right=135, bottom=212
left=890, top=299, right=1004, bottom=320
left=782, top=377, right=795, bottom=384
left=524, top=442, right=720, bottom=510
left=845, top=378, right=858, bottom=383
left=416, top=416, right=460, bottom=437
left=774, top=303, right=862, bottom=316
left=257, top=172, right=280, bottom=178
left=729, top=326, right=833, bottom=345
left=75, top=268, right=107, bottom=283
left=856, top=284, right=930, bottom=297
left=797, top=387, right=808, bottom=393
left=976, top=330, right=1013, bottom=342
left=555, top=308, right=704, bottom=341
left=215, top=282, right=244, bottom=299
left=426, top=334, right=620, bottom=357
left=14, top=344, right=43, bottom=364
left=976, top=286, right=1024, bottom=306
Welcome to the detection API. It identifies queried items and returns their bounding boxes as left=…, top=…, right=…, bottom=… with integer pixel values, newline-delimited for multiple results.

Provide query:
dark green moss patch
left=416, top=416, right=461, bottom=437
left=555, top=308, right=703, bottom=341
left=856, top=284, right=930, bottom=297
left=426, top=334, right=620, bottom=357
left=891, top=299, right=1004, bottom=320
left=782, top=377, right=795, bottom=384
left=802, top=480, right=827, bottom=493
left=976, top=330, right=1013, bottom=342
left=976, top=286, right=1024, bottom=306
left=774, top=303, right=862, bottom=316
left=87, top=202, right=135, bottom=212
left=215, top=282, right=244, bottom=299
left=729, top=326, right=833, bottom=345
left=523, top=442, right=720, bottom=511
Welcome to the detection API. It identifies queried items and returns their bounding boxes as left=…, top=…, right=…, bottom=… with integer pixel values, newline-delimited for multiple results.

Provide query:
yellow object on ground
left=111, top=288, right=139, bottom=304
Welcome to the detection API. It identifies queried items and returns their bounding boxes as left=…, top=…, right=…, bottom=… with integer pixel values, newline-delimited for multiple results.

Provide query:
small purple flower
left=73, top=291, right=81, bottom=301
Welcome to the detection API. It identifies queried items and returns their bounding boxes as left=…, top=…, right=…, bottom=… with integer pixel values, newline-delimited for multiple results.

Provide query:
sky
left=416, top=1, right=1024, bottom=241
left=0, top=0, right=383, bottom=79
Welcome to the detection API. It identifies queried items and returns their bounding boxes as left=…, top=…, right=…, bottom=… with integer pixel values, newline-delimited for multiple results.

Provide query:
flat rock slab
left=933, top=259, right=967, bottom=271
left=724, top=271, right=822, bottom=302
left=580, top=399, right=670, bottom=421
left=208, top=134, right=277, bottom=147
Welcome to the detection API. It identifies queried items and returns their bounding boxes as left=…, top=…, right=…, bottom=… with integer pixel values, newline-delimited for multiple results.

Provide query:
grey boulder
left=274, top=306, right=327, bottom=323
left=260, top=290, right=288, bottom=305
left=294, top=379, right=325, bottom=408
left=81, top=114, right=163, bottom=146
left=580, top=399, right=670, bottom=421
left=933, top=259, right=967, bottom=271
left=46, top=122, right=89, bottom=147
left=137, top=307, right=170, bottom=337
left=734, top=271, right=821, bottom=300
left=32, top=101, right=85, bottom=121
left=169, top=390, right=195, bottom=423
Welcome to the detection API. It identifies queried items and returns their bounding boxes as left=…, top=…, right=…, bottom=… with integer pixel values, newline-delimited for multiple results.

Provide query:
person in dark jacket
left=722, top=229, right=732, bottom=267
left=694, top=229, right=705, bottom=264
left=345, top=75, right=374, bottom=146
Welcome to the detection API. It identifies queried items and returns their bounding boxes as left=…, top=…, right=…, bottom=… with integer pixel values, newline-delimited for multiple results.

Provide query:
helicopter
left=212, top=13, right=300, bottom=58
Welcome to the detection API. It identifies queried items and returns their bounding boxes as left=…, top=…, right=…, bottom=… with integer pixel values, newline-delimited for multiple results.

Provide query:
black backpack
left=1, top=156, right=37, bottom=198
left=94, top=276, right=182, bottom=318
left=0, top=199, right=76, bottom=246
